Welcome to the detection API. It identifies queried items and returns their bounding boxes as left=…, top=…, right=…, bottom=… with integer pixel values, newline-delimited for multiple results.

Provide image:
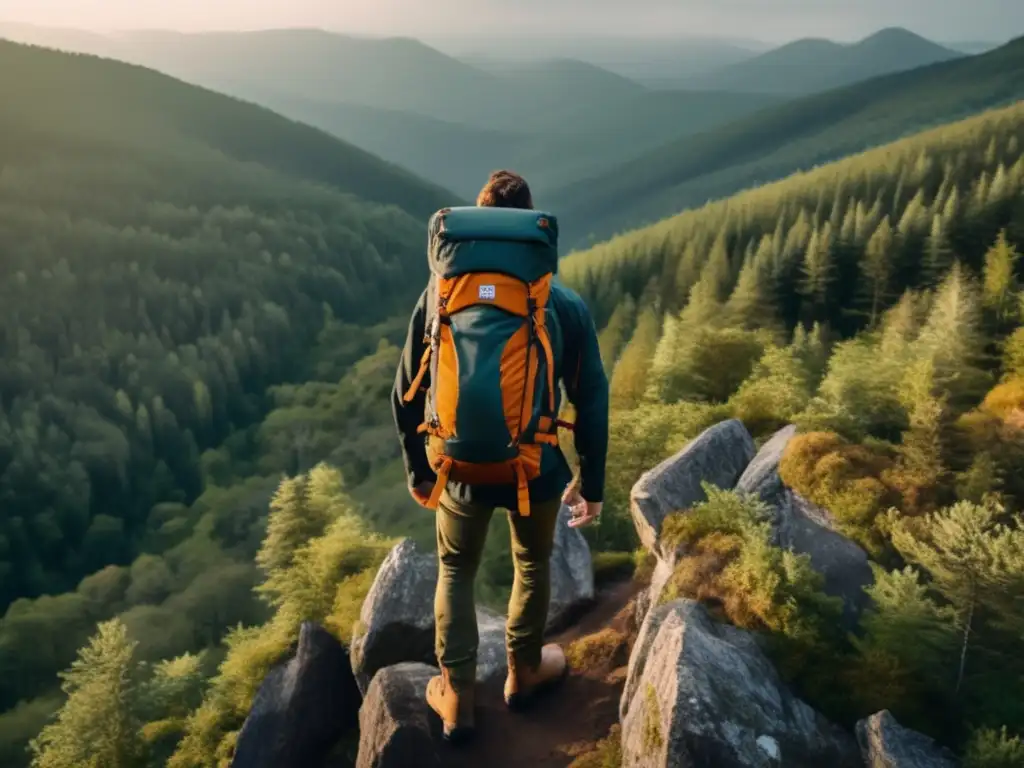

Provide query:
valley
left=1, top=10, right=1023, bottom=768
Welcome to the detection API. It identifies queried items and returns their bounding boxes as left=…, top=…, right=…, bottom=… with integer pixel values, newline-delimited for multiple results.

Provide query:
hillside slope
left=0, top=40, right=455, bottom=219
left=0, top=25, right=780, bottom=196
left=688, top=28, right=963, bottom=95
left=0, top=38, right=451, bottom=617
left=553, top=35, right=1024, bottom=246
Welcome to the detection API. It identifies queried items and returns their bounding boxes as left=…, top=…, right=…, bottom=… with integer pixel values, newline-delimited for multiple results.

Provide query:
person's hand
left=562, top=483, right=601, bottom=528
left=411, top=481, right=435, bottom=508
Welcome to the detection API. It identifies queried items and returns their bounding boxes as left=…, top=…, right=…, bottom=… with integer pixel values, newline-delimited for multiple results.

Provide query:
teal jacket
left=391, top=276, right=609, bottom=508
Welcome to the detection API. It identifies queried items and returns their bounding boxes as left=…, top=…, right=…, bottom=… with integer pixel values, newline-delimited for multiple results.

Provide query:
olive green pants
left=434, top=491, right=562, bottom=684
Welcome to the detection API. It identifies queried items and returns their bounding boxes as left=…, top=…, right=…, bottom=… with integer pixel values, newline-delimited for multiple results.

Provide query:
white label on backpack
left=478, top=284, right=496, bottom=301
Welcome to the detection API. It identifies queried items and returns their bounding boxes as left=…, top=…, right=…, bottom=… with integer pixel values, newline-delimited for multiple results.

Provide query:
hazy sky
left=1, top=0, right=1021, bottom=43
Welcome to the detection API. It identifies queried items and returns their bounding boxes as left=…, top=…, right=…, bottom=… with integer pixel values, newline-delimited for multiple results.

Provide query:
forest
left=3, top=30, right=1024, bottom=768
left=0, top=39, right=450, bottom=765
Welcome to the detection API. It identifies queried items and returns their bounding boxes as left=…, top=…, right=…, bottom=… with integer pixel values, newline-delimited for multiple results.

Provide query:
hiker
left=391, top=170, right=609, bottom=742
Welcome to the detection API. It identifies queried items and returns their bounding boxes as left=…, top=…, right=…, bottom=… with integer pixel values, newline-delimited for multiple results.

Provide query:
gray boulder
left=231, top=622, right=360, bottom=768
left=350, top=540, right=437, bottom=694
left=548, top=503, right=596, bottom=632
left=737, top=425, right=873, bottom=626
left=856, top=711, right=959, bottom=768
left=633, top=556, right=674, bottom=628
left=778, top=491, right=873, bottom=625
left=620, top=599, right=860, bottom=768
left=736, top=424, right=798, bottom=507
left=355, top=663, right=440, bottom=768
left=630, top=419, right=756, bottom=562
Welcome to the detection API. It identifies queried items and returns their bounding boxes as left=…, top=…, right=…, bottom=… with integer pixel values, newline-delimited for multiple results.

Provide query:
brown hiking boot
left=504, top=643, right=569, bottom=711
left=426, top=667, right=475, bottom=744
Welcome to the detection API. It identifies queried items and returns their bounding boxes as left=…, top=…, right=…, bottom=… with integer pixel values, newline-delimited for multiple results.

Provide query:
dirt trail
left=435, top=579, right=639, bottom=768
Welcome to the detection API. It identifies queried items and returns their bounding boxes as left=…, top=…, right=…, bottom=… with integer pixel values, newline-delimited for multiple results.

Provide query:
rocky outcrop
left=738, top=425, right=873, bottom=625
left=231, top=622, right=361, bottom=768
left=736, top=424, right=797, bottom=508
left=350, top=540, right=437, bottom=693
left=856, top=711, right=959, bottom=768
left=355, top=663, right=440, bottom=768
left=631, top=419, right=757, bottom=562
left=620, top=599, right=860, bottom=768
left=351, top=525, right=593, bottom=692
left=779, top=491, right=873, bottom=624
left=548, top=503, right=596, bottom=632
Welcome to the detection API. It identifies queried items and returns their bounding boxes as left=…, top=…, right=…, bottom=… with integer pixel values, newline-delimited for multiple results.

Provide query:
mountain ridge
left=551, top=34, right=1024, bottom=247
left=686, top=26, right=963, bottom=95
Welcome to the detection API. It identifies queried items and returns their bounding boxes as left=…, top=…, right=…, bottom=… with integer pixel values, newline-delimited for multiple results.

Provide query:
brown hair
left=476, top=170, right=533, bottom=210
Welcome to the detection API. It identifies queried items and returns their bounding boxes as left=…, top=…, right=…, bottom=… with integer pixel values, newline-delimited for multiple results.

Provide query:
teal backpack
left=402, top=206, right=570, bottom=516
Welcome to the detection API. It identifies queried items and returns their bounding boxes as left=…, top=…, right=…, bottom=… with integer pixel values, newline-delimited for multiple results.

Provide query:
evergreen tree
left=922, top=214, right=954, bottom=288
left=888, top=501, right=1024, bottom=695
left=861, top=217, right=896, bottom=326
left=981, top=230, right=1020, bottom=328
left=724, top=254, right=779, bottom=332
left=609, top=307, right=661, bottom=409
left=597, top=296, right=637, bottom=374
left=29, top=620, right=143, bottom=768
left=915, top=263, right=991, bottom=410
left=798, top=223, right=835, bottom=316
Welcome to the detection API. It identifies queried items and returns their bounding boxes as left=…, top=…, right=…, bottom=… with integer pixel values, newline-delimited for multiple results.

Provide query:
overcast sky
left=0, top=0, right=1021, bottom=43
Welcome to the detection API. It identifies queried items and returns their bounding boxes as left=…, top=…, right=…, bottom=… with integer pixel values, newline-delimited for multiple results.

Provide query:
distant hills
left=685, top=28, right=964, bottom=95
left=552, top=34, right=1024, bottom=246
left=0, top=37, right=455, bottom=219
left=0, top=22, right=1015, bottom=229
left=0, top=25, right=781, bottom=197
left=449, top=35, right=768, bottom=86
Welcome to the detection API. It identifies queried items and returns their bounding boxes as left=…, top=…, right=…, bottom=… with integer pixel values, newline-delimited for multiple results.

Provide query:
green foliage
left=562, top=101, right=1024, bottom=332
left=167, top=465, right=391, bottom=767
left=554, top=41, right=1024, bottom=244
left=0, top=40, right=439, bottom=618
left=567, top=725, right=623, bottom=768
left=778, top=431, right=898, bottom=551
left=591, top=551, right=637, bottom=586
left=641, top=684, right=663, bottom=755
left=29, top=620, right=143, bottom=768
left=964, top=728, right=1024, bottom=768
left=846, top=567, right=958, bottom=729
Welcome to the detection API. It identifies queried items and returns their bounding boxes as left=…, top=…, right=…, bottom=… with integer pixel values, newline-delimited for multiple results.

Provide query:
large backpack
left=403, top=206, right=570, bottom=516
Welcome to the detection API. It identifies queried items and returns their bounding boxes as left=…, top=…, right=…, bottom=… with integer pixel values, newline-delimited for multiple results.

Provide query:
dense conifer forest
left=559, top=101, right=1024, bottom=761
left=3, top=29, right=1024, bottom=768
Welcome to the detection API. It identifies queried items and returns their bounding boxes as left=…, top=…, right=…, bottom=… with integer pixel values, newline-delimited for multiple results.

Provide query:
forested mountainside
left=551, top=100, right=1024, bottom=757
left=685, top=28, right=962, bottom=96
left=0, top=27, right=782, bottom=198
left=553, top=35, right=1024, bottom=247
left=0, top=39, right=468, bottom=764
left=14, top=94, right=1024, bottom=768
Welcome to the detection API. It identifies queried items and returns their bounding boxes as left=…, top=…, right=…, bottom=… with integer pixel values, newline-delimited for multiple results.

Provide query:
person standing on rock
left=391, top=169, right=609, bottom=743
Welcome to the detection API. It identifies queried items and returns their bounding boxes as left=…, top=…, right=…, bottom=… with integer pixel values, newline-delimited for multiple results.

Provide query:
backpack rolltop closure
left=403, top=207, right=571, bottom=516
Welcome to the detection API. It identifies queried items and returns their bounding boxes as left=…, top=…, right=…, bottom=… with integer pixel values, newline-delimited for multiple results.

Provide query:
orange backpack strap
left=403, top=345, right=432, bottom=403
left=528, top=275, right=557, bottom=415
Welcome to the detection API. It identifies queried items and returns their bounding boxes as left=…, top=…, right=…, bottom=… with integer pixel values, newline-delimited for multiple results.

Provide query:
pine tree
left=29, top=620, right=144, bottom=768
left=886, top=358, right=950, bottom=515
left=849, top=566, right=957, bottom=721
left=255, top=467, right=341, bottom=605
left=922, top=214, right=954, bottom=288
left=724, top=254, right=778, bottom=332
left=861, top=217, right=896, bottom=327
left=888, top=500, right=1024, bottom=694
left=981, top=230, right=1020, bottom=328
left=609, top=306, right=660, bottom=409
left=798, top=223, right=834, bottom=319
left=915, top=263, right=991, bottom=410
left=597, top=295, right=637, bottom=374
